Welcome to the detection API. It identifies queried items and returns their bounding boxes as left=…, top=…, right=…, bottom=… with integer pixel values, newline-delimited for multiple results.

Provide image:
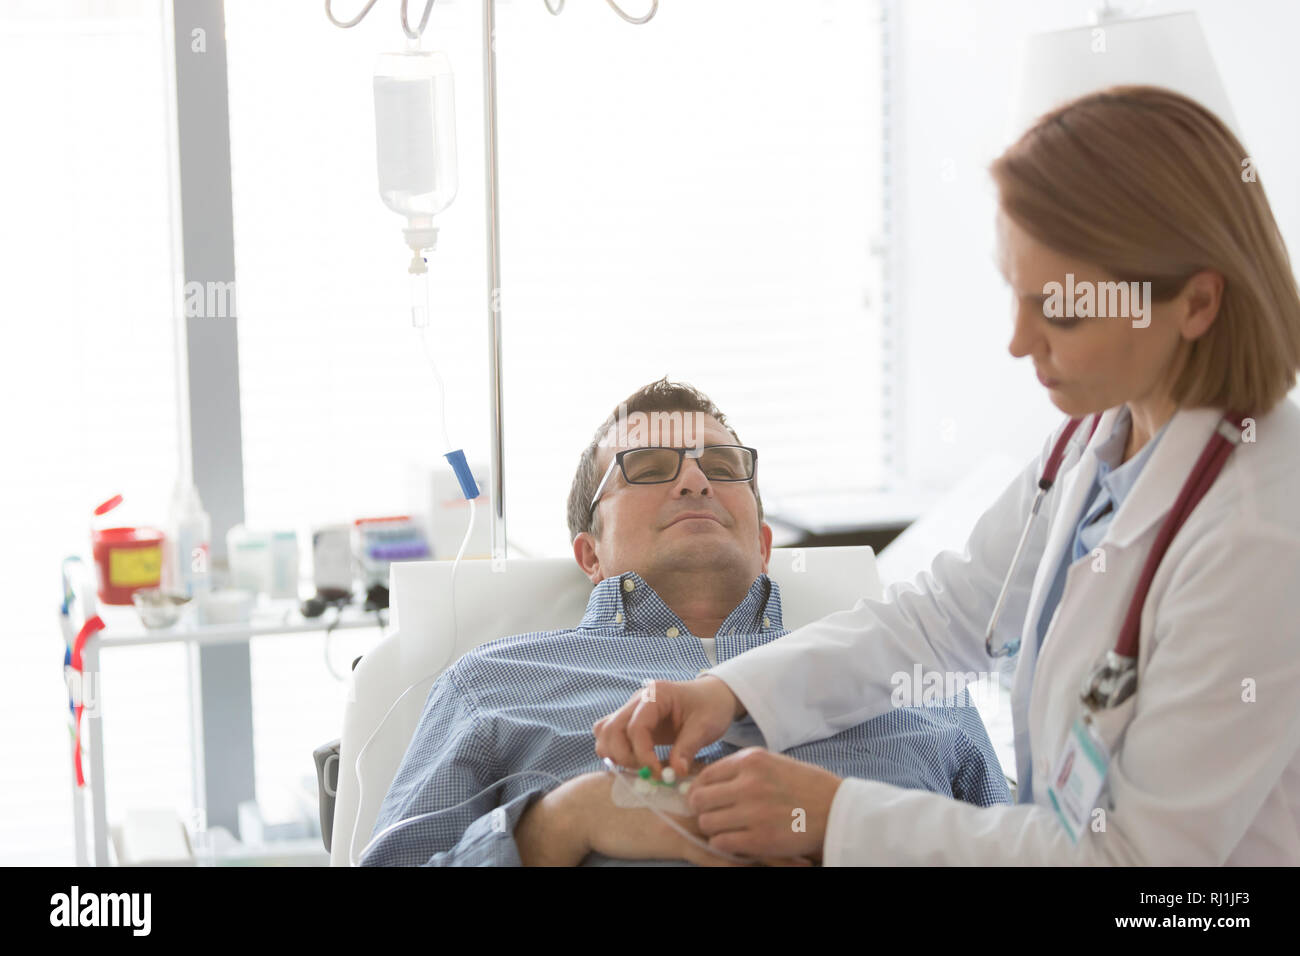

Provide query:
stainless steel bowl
left=132, top=589, right=191, bottom=629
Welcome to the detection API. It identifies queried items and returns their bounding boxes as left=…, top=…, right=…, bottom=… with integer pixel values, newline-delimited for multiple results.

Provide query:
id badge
left=1047, top=714, right=1110, bottom=844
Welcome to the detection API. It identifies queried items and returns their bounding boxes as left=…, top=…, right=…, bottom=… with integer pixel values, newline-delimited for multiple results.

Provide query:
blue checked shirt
left=365, top=572, right=1011, bottom=866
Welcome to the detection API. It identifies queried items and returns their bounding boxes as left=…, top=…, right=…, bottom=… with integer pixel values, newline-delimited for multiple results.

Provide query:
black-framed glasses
left=589, top=445, right=758, bottom=514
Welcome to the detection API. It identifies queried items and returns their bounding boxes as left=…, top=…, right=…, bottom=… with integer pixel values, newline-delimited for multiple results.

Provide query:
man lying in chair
left=365, top=378, right=1009, bottom=866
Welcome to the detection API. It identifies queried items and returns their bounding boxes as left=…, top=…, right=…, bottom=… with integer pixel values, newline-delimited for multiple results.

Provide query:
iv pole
left=482, top=0, right=506, bottom=563
left=481, top=0, right=658, bottom=561
left=480, top=0, right=656, bottom=562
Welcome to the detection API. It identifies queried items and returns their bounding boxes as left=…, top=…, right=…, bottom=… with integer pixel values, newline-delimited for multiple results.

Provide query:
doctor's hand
left=687, top=748, right=843, bottom=862
left=592, top=675, right=744, bottom=781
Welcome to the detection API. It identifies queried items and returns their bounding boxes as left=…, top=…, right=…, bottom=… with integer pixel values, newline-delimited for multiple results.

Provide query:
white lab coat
left=710, top=401, right=1300, bottom=864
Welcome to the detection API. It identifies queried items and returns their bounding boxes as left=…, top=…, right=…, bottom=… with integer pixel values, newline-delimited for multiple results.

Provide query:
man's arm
left=364, top=666, right=546, bottom=866
left=888, top=686, right=1012, bottom=807
left=514, top=776, right=592, bottom=866
left=368, top=666, right=736, bottom=866
left=516, top=771, right=758, bottom=867
left=945, top=691, right=1014, bottom=807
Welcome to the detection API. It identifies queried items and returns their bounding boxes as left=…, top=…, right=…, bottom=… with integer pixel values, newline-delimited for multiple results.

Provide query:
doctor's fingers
left=695, top=800, right=763, bottom=842
left=592, top=691, right=654, bottom=770
left=685, top=773, right=749, bottom=816
left=689, top=748, right=750, bottom=789
left=666, top=685, right=747, bottom=778
left=625, top=696, right=666, bottom=776
left=702, top=809, right=813, bottom=861
left=665, top=716, right=723, bottom=780
left=665, top=809, right=804, bottom=868
left=606, top=681, right=680, bottom=773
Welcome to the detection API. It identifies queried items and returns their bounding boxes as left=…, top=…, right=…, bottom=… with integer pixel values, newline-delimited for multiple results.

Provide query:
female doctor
left=592, top=86, right=1300, bottom=865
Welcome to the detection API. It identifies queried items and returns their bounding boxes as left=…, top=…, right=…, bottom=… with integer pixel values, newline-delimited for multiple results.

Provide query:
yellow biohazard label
left=109, top=547, right=162, bottom=586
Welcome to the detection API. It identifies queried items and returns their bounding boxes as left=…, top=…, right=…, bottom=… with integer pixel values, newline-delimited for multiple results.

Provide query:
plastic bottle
left=374, top=50, right=458, bottom=273
left=163, top=481, right=212, bottom=599
left=227, top=525, right=271, bottom=598
left=269, top=530, right=300, bottom=600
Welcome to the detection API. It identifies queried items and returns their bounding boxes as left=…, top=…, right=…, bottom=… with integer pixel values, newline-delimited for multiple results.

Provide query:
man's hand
left=581, top=773, right=745, bottom=867
left=687, top=748, right=843, bottom=862
left=516, top=771, right=737, bottom=866
left=592, top=675, right=744, bottom=780
left=516, top=770, right=804, bottom=866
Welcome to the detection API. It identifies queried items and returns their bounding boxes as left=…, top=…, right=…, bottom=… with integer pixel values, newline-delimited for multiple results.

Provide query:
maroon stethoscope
left=983, top=409, right=1250, bottom=711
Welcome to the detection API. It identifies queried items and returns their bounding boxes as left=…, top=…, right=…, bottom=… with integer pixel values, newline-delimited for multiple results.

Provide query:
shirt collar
left=1091, top=404, right=1171, bottom=505
left=578, top=571, right=782, bottom=637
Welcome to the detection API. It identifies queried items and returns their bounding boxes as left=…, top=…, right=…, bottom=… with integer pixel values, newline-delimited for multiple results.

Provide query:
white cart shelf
left=59, top=559, right=385, bottom=866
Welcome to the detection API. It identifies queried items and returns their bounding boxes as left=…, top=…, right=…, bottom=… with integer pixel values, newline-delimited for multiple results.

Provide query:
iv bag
left=374, top=51, right=458, bottom=222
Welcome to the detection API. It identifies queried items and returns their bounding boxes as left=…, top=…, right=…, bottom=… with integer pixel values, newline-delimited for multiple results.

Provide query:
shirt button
left=614, top=612, right=624, bottom=624
left=762, top=616, right=771, bottom=628
left=666, top=626, right=680, bottom=638
left=622, top=579, right=635, bottom=593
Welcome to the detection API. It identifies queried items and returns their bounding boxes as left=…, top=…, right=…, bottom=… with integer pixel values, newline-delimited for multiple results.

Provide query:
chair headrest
left=387, top=546, right=879, bottom=674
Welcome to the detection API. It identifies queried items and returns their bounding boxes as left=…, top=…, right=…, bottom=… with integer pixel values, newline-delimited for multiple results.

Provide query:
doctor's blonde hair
left=991, top=85, right=1300, bottom=414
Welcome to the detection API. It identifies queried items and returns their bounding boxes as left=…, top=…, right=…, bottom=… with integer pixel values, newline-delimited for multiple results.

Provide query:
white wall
left=894, top=0, right=1300, bottom=495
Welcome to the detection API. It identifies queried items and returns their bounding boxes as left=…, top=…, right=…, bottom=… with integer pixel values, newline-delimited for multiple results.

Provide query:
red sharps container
left=91, top=495, right=165, bottom=606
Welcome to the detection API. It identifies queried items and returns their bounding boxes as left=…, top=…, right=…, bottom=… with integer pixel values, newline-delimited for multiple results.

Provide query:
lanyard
left=985, top=410, right=1249, bottom=710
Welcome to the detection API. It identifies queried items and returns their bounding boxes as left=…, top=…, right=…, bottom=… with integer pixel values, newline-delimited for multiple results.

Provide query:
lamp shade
left=1009, top=11, right=1239, bottom=142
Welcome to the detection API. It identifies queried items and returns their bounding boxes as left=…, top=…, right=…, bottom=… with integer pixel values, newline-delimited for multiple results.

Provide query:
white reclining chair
left=326, top=546, right=880, bottom=865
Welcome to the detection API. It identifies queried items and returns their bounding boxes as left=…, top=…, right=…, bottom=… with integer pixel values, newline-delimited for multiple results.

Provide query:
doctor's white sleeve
left=822, top=504, right=1300, bottom=865
left=709, top=436, right=1059, bottom=755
